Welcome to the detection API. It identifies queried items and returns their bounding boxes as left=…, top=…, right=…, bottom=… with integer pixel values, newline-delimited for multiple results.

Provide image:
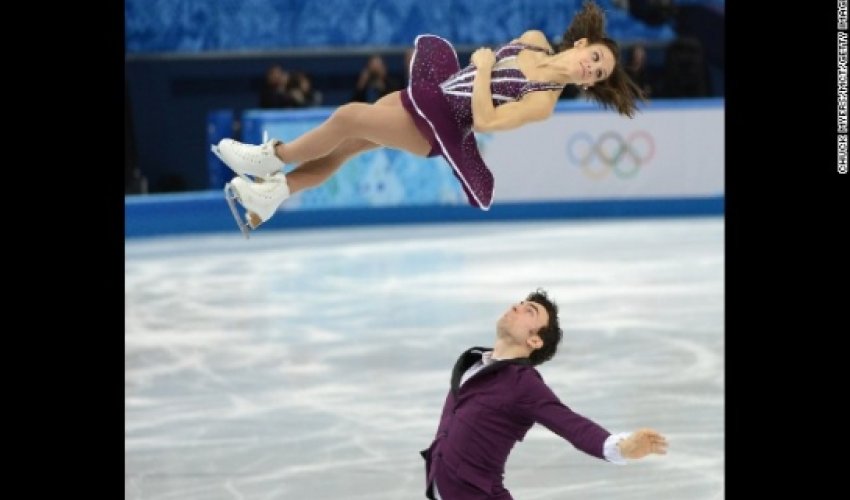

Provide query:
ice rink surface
left=126, top=217, right=723, bottom=499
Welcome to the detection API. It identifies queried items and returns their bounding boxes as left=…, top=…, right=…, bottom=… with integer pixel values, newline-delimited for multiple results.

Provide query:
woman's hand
left=471, top=47, right=496, bottom=69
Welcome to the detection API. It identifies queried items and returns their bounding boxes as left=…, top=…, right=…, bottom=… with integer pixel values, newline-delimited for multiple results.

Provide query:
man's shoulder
left=502, top=364, right=554, bottom=402
left=506, top=362, right=543, bottom=383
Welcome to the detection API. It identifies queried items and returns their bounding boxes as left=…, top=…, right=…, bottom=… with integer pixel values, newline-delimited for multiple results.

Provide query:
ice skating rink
left=125, top=217, right=723, bottom=499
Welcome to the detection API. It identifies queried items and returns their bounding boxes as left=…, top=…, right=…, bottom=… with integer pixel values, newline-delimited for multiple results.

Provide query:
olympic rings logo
left=566, top=131, right=656, bottom=179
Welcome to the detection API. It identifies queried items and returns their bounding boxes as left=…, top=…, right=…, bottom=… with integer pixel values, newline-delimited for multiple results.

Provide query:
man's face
left=497, top=300, right=549, bottom=349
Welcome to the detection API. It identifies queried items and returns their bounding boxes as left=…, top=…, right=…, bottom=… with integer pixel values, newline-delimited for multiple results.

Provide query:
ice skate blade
left=223, top=183, right=251, bottom=239
left=210, top=144, right=224, bottom=162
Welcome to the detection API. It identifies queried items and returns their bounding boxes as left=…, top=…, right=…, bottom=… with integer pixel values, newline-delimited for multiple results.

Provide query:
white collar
left=481, top=350, right=501, bottom=366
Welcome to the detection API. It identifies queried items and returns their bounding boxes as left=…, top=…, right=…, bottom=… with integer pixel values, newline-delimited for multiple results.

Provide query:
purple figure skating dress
left=400, top=34, right=565, bottom=210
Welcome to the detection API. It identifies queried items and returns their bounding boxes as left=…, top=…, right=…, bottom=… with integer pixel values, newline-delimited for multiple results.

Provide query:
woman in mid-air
left=212, top=0, right=644, bottom=234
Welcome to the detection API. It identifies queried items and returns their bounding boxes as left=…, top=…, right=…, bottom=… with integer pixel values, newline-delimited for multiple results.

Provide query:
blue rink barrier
left=207, top=109, right=235, bottom=190
left=125, top=193, right=723, bottom=239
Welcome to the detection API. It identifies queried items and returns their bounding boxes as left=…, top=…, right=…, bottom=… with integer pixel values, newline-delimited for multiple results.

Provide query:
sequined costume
left=400, top=34, right=565, bottom=209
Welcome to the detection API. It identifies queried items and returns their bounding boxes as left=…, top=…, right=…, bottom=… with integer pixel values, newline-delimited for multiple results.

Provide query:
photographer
left=351, top=54, right=400, bottom=103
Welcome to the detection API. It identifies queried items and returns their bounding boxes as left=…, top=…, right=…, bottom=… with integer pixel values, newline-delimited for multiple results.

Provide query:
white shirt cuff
left=603, top=432, right=632, bottom=465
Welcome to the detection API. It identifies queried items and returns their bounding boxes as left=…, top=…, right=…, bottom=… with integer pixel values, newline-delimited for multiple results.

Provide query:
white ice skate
left=211, top=131, right=285, bottom=180
left=223, top=172, right=291, bottom=239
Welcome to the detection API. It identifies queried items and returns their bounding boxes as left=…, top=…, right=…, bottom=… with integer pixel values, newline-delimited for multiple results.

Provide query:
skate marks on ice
left=126, top=218, right=724, bottom=499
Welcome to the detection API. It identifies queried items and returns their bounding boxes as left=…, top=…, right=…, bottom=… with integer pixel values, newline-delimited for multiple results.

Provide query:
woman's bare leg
left=273, top=91, right=431, bottom=163
left=285, top=138, right=378, bottom=194
left=237, top=136, right=382, bottom=228
left=283, top=91, right=427, bottom=193
left=228, top=92, right=428, bottom=228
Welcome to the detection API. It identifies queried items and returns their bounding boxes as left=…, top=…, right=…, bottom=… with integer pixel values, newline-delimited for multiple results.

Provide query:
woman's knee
left=330, top=103, right=369, bottom=129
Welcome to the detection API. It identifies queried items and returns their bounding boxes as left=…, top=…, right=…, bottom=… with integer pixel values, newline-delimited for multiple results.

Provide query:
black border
left=24, top=0, right=846, bottom=496
left=726, top=2, right=841, bottom=494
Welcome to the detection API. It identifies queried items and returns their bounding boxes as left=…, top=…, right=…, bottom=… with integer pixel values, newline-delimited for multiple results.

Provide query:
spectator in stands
left=259, top=64, right=298, bottom=108
left=352, top=54, right=401, bottom=103
left=658, top=36, right=710, bottom=97
left=625, top=43, right=652, bottom=97
left=214, top=0, right=645, bottom=232
left=286, top=71, right=323, bottom=107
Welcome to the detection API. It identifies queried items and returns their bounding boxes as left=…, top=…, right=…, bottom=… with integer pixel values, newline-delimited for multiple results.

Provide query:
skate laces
left=233, top=136, right=278, bottom=158
left=257, top=130, right=272, bottom=156
left=263, top=139, right=285, bottom=159
left=251, top=173, right=288, bottom=199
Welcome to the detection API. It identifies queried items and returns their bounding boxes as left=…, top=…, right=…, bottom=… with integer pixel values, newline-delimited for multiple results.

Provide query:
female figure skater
left=213, top=1, right=644, bottom=233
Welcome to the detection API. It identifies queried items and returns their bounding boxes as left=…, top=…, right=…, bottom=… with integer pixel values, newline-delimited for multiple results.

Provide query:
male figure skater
left=423, top=289, right=668, bottom=499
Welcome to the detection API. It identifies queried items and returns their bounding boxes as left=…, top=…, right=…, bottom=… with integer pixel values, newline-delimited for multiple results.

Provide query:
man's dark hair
left=526, top=288, right=563, bottom=366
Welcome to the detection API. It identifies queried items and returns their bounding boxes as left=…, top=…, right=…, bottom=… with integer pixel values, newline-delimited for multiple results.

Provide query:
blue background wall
left=125, top=0, right=675, bottom=54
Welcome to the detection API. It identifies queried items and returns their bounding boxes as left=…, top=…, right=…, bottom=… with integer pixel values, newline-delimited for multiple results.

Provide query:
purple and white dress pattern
left=400, top=34, right=565, bottom=209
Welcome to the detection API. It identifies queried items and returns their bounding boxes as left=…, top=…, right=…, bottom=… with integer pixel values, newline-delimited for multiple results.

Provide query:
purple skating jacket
left=421, top=347, right=612, bottom=499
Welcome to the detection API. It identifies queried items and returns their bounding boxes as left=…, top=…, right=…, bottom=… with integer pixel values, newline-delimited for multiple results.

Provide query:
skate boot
left=223, top=172, right=290, bottom=238
left=211, top=136, right=285, bottom=180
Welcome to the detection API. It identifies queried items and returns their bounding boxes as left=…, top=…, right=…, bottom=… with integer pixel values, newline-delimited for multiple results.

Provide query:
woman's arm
left=469, top=48, right=498, bottom=130
left=472, top=91, right=556, bottom=133
left=469, top=41, right=557, bottom=133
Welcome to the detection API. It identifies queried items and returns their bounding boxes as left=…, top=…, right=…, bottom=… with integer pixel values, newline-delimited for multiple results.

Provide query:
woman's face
left=571, top=39, right=616, bottom=86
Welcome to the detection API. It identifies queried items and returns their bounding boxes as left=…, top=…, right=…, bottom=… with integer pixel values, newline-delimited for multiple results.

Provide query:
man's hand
left=617, top=428, right=668, bottom=459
